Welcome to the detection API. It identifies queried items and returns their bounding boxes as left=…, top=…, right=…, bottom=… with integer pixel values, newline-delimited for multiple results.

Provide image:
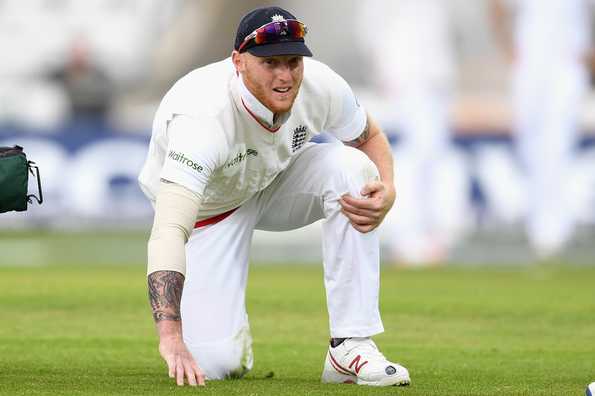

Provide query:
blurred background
left=1, top=0, right=595, bottom=266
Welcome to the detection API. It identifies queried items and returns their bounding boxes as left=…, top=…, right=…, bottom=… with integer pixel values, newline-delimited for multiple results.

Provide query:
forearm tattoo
left=345, top=117, right=370, bottom=147
left=148, top=271, right=184, bottom=322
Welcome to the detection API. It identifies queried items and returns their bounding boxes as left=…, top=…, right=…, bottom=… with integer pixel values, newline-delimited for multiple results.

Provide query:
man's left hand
left=339, top=181, right=395, bottom=233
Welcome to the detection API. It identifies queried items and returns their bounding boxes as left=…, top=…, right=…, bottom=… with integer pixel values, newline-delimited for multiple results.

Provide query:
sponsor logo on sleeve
left=167, top=150, right=203, bottom=172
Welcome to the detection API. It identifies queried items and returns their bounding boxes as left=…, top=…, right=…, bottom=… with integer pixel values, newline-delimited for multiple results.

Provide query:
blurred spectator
left=357, top=0, right=471, bottom=265
left=491, top=0, right=595, bottom=258
left=49, top=38, right=113, bottom=121
left=0, top=0, right=179, bottom=131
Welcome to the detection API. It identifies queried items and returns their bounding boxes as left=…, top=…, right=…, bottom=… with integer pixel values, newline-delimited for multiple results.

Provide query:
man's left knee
left=326, top=146, right=380, bottom=196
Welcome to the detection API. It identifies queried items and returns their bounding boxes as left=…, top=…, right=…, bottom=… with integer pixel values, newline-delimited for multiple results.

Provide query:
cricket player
left=492, top=0, right=594, bottom=257
left=357, top=0, right=466, bottom=265
left=138, top=6, right=410, bottom=387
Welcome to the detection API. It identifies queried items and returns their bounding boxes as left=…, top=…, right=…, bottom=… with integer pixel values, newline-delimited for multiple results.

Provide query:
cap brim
left=247, top=41, right=313, bottom=57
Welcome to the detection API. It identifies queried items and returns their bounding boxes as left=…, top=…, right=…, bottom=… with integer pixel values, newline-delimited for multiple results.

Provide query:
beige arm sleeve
left=147, top=180, right=201, bottom=276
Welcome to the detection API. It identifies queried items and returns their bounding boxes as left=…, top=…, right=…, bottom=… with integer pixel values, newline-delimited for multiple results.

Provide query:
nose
left=276, top=62, right=292, bottom=82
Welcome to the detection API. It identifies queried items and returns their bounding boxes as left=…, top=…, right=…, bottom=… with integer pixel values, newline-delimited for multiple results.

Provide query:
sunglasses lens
left=253, top=20, right=306, bottom=45
left=286, top=20, right=305, bottom=37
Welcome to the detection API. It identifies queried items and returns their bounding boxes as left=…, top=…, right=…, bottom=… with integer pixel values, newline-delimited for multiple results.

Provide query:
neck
left=237, top=75, right=290, bottom=129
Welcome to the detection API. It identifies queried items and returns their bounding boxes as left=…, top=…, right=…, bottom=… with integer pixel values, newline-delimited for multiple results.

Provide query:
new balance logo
left=167, top=150, right=203, bottom=173
left=349, top=355, right=368, bottom=374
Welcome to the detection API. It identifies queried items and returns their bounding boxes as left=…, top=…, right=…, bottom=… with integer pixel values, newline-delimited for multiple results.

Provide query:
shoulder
left=300, top=59, right=365, bottom=140
left=301, top=58, right=354, bottom=101
left=302, top=58, right=346, bottom=87
left=168, top=114, right=230, bottom=157
left=159, top=57, right=236, bottom=118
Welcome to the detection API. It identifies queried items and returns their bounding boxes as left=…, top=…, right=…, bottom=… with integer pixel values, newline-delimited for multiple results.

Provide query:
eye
left=289, top=57, right=302, bottom=69
left=264, top=58, right=277, bottom=67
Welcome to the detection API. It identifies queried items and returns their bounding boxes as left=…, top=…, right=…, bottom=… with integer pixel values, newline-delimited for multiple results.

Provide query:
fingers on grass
left=176, top=357, right=185, bottom=386
left=184, top=362, right=198, bottom=386
left=166, top=357, right=175, bottom=378
left=193, top=363, right=206, bottom=386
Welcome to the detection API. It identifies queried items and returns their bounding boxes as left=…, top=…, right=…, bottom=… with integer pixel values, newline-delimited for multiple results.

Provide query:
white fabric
left=181, top=143, right=384, bottom=378
left=185, top=323, right=253, bottom=380
left=138, top=57, right=367, bottom=221
left=160, top=115, right=227, bottom=200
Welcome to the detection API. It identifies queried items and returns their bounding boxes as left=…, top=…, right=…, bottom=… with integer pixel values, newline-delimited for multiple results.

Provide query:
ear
left=232, top=50, right=245, bottom=73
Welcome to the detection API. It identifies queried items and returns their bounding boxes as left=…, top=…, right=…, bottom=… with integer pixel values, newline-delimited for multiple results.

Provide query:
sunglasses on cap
left=238, top=19, right=308, bottom=53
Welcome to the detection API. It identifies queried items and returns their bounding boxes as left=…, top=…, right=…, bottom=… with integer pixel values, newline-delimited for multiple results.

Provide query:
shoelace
left=343, top=338, right=388, bottom=362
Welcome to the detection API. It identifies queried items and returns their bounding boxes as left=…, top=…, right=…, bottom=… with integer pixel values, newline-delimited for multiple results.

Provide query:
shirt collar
left=236, top=74, right=291, bottom=129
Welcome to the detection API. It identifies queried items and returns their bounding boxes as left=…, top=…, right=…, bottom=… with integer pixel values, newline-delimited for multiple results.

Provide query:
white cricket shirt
left=138, top=57, right=366, bottom=221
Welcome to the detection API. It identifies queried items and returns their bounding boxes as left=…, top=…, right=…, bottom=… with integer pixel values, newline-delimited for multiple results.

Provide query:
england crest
left=291, top=125, right=308, bottom=152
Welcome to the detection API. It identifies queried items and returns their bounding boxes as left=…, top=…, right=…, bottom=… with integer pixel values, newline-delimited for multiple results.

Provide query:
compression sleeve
left=147, top=180, right=201, bottom=276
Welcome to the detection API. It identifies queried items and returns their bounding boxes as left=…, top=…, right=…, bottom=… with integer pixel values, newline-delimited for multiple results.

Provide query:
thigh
left=255, top=142, right=378, bottom=231
left=181, top=202, right=257, bottom=344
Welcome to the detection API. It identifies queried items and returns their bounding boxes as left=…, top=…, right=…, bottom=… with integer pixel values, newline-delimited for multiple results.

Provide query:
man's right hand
left=148, top=271, right=205, bottom=386
left=159, top=335, right=205, bottom=386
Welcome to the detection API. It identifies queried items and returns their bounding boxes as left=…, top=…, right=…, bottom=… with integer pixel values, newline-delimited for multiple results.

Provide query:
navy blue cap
left=234, top=6, right=313, bottom=57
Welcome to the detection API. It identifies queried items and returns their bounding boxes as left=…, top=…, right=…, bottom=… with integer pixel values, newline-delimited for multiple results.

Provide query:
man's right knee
left=185, top=327, right=253, bottom=380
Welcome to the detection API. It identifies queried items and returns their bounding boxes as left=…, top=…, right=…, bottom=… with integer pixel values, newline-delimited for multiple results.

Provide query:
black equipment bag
left=0, top=145, right=43, bottom=213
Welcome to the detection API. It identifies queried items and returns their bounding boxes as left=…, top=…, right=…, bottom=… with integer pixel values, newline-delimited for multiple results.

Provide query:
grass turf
left=0, top=263, right=594, bottom=395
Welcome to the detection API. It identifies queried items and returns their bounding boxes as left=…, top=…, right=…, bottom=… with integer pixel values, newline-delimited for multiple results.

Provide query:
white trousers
left=181, top=143, right=384, bottom=379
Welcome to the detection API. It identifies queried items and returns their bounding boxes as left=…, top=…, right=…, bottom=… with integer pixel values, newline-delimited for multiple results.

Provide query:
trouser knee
left=185, top=327, right=253, bottom=380
left=325, top=145, right=380, bottom=199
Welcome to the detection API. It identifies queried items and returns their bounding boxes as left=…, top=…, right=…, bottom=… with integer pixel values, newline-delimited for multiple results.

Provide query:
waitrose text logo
left=225, top=148, right=258, bottom=168
left=168, top=150, right=203, bottom=172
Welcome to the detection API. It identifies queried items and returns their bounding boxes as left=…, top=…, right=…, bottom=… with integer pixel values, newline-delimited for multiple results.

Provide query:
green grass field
left=1, top=256, right=594, bottom=395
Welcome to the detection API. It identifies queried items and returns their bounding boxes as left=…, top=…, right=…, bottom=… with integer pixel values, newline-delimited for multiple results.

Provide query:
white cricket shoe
left=321, top=337, right=411, bottom=387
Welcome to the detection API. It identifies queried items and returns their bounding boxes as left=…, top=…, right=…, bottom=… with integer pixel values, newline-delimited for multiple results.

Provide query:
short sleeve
left=324, top=70, right=367, bottom=142
left=160, top=114, right=227, bottom=197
